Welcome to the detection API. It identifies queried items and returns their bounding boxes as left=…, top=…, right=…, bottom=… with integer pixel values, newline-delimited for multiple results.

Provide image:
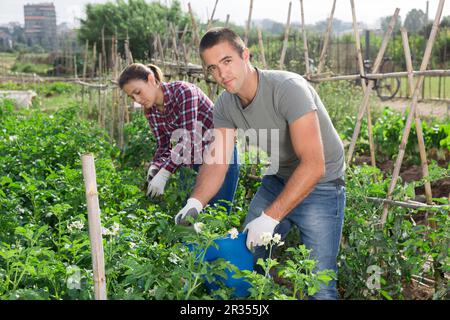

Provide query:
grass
left=0, top=52, right=18, bottom=75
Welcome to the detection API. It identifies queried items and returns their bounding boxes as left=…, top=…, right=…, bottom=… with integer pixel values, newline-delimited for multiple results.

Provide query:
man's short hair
left=199, top=27, right=245, bottom=58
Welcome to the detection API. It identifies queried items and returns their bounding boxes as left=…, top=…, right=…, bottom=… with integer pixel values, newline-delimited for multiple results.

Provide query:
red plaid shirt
left=144, top=81, right=214, bottom=173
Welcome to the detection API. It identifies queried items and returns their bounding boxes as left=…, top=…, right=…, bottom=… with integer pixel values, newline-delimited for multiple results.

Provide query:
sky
left=0, top=0, right=448, bottom=28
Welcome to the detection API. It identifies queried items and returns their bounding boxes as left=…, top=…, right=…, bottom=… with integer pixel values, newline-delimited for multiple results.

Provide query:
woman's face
left=122, top=74, right=159, bottom=109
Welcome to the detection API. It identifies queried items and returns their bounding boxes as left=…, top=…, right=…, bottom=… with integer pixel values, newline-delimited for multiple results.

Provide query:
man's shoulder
left=215, top=91, right=237, bottom=108
left=260, top=69, right=305, bottom=86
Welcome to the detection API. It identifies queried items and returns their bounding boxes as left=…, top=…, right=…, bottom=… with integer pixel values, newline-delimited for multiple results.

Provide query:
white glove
left=244, top=211, right=279, bottom=251
left=146, top=168, right=171, bottom=198
left=174, top=198, right=203, bottom=226
left=147, top=165, right=159, bottom=183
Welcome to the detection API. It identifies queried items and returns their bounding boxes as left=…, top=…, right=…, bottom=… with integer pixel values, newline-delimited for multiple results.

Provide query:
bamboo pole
left=381, top=1, right=445, bottom=226
left=170, top=23, right=180, bottom=66
left=312, top=69, right=450, bottom=82
left=83, top=40, right=89, bottom=81
left=279, top=2, right=292, bottom=70
left=257, top=27, right=268, bottom=69
left=225, top=14, right=230, bottom=28
left=101, top=25, right=106, bottom=72
left=73, top=55, right=78, bottom=79
left=400, top=26, right=442, bottom=295
left=317, top=0, right=336, bottom=74
left=400, top=28, right=433, bottom=206
left=91, top=42, right=97, bottom=79
left=299, top=0, right=310, bottom=78
left=207, top=0, right=219, bottom=30
left=350, top=0, right=376, bottom=167
left=180, top=24, right=189, bottom=45
left=244, top=0, right=254, bottom=46
left=346, top=9, right=400, bottom=166
left=367, top=197, right=449, bottom=210
left=125, top=31, right=134, bottom=65
left=81, top=154, right=107, bottom=300
left=188, top=3, right=200, bottom=47
left=157, top=34, right=165, bottom=65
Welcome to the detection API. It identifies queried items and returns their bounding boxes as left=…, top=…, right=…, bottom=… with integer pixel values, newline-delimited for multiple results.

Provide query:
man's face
left=201, top=41, right=249, bottom=94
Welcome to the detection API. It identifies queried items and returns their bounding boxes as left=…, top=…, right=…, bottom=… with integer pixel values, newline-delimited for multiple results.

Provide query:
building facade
left=24, top=3, right=57, bottom=50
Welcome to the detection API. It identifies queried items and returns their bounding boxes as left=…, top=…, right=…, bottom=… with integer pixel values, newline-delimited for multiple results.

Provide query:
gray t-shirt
left=213, top=68, right=345, bottom=183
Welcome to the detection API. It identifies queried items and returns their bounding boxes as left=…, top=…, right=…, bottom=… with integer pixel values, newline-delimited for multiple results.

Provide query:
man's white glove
left=146, top=168, right=171, bottom=198
left=147, top=164, right=159, bottom=183
left=243, top=211, right=279, bottom=251
left=174, top=198, right=203, bottom=226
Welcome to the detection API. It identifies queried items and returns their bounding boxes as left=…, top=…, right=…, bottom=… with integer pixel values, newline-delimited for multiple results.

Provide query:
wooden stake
left=101, top=25, right=106, bottom=72
left=350, top=0, right=376, bottom=167
left=81, top=154, right=107, bottom=300
left=346, top=9, right=400, bottom=166
left=244, top=0, right=254, bottom=46
left=188, top=3, right=200, bottom=47
left=317, top=0, right=336, bottom=74
left=170, top=23, right=180, bottom=66
left=125, top=31, right=134, bottom=65
left=381, top=1, right=445, bottom=226
left=207, top=0, right=219, bottom=30
left=83, top=40, right=89, bottom=81
left=400, top=28, right=433, bottom=206
left=225, top=14, right=230, bottom=27
left=279, top=2, right=292, bottom=70
left=157, top=34, right=165, bottom=65
left=91, top=42, right=97, bottom=79
left=299, top=0, right=310, bottom=77
left=257, top=27, right=268, bottom=69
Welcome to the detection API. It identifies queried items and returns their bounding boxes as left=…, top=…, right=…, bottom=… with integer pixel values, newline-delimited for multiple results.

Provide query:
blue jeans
left=244, top=175, right=345, bottom=300
left=186, top=145, right=240, bottom=214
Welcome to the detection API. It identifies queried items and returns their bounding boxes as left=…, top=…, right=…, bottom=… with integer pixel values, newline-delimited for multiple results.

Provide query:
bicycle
left=361, top=57, right=400, bottom=101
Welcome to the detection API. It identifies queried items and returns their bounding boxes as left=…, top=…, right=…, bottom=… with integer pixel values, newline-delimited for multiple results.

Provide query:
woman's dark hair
left=118, top=63, right=164, bottom=89
left=199, top=27, right=245, bottom=58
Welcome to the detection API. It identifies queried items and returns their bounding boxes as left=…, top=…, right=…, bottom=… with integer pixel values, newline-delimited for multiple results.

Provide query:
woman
left=118, top=63, right=239, bottom=214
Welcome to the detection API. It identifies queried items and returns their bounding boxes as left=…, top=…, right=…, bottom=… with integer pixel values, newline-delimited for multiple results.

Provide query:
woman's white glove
left=146, top=168, right=171, bottom=198
left=174, top=198, right=203, bottom=226
left=243, top=211, right=279, bottom=251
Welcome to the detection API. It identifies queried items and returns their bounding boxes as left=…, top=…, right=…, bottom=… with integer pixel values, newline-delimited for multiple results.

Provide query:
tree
left=78, top=0, right=191, bottom=62
left=379, top=15, right=402, bottom=34
left=404, top=9, right=427, bottom=33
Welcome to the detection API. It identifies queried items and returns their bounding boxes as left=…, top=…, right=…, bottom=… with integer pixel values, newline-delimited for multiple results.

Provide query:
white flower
left=277, top=241, right=285, bottom=247
left=260, top=232, right=273, bottom=246
left=193, top=222, right=204, bottom=234
left=272, top=233, right=281, bottom=244
left=168, top=252, right=181, bottom=265
left=228, top=228, right=239, bottom=239
left=110, top=222, right=120, bottom=236
left=101, top=222, right=120, bottom=237
left=129, top=242, right=136, bottom=249
left=68, top=220, right=84, bottom=233
left=9, top=135, right=17, bottom=142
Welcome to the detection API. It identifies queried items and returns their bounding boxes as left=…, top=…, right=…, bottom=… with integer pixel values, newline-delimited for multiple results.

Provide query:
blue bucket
left=187, top=232, right=253, bottom=298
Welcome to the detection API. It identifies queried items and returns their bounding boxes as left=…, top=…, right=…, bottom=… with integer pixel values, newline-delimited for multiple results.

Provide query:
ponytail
left=118, top=63, right=164, bottom=89
left=146, top=64, right=164, bottom=83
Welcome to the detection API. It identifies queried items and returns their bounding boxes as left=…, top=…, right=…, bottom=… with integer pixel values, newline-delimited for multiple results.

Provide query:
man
left=174, top=27, right=345, bottom=300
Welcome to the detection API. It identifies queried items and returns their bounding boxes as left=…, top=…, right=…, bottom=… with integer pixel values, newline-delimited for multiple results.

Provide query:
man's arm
left=264, top=110, right=325, bottom=221
left=191, top=127, right=236, bottom=206
left=174, top=127, right=236, bottom=225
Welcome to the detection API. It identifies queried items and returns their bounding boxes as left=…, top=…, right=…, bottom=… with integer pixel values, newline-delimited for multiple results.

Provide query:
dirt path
left=375, top=97, right=450, bottom=119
